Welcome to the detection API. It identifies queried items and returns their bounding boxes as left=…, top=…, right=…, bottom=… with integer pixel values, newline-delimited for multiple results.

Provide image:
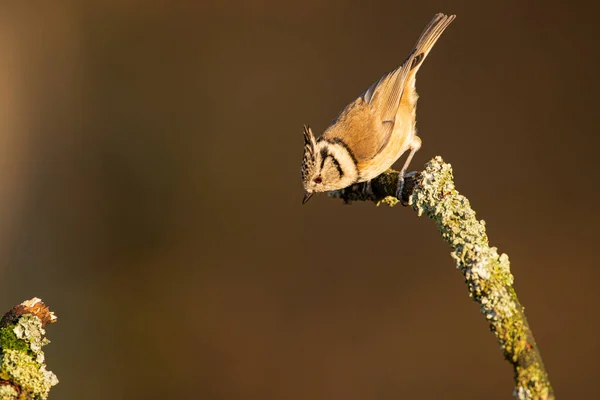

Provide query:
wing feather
left=323, top=13, right=455, bottom=163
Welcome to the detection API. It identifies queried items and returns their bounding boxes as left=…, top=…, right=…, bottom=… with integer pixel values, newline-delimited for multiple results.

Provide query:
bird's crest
left=301, top=125, right=316, bottom=183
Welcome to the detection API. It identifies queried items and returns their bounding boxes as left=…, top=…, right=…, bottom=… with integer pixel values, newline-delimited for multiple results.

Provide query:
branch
left=0, top=298, right=58, bottom=400
left=330, top=156, right=554, bottom=400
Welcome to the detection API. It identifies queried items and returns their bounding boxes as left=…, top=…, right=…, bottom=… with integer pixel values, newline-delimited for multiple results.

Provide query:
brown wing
left=321, top=98, right=383, bottom=163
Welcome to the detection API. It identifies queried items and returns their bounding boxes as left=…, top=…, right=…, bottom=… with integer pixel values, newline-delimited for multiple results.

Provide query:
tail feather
left=365, top=13, right=455, bottom=125
left=409, top=13, right=456, bottom=73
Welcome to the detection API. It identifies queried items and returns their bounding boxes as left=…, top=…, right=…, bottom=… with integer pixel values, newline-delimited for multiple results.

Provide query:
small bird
left=301, top=13, right=455, bottom=204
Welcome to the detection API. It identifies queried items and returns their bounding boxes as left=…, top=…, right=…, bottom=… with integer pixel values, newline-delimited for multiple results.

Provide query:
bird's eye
left=314, top=176, right=322, bottom=184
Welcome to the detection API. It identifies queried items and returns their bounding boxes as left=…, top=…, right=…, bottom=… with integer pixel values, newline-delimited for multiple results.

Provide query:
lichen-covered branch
left=330, top=157, right=554, bottom=400
left=0, top=298, right=58, bottom=400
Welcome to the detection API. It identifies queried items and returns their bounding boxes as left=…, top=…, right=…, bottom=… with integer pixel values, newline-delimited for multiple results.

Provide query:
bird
left=301, top=13, right=455, bottom=204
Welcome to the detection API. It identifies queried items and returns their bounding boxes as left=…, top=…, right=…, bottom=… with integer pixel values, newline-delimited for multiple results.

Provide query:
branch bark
left=0, top=298, right=58, bottom=400
left=330, top=156, right=554, bottom=400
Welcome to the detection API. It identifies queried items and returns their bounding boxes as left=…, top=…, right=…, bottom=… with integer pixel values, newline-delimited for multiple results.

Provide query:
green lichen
left=514, top=363, right=552, bottom=400
left=0, top=328, right=27, bottom=353
left=409, top=157, right=553, bottom=399
left=0, top=314, right=57, bottom=400
left=377, top=196, right=399, bottom=207
left=0, top=384, right=19, bottom=399
left=13, top=316, right=49, bottom=364
left=0, top=349, right=56, bottom=399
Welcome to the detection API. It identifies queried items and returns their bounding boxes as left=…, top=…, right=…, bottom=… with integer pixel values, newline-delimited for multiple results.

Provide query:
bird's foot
left=395, top=174, right=405, bottom=201
left=362, top=180, right=374, bottom=199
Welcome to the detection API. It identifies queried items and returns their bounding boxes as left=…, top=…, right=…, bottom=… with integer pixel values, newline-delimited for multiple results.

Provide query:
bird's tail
left=407, top=13, right=456, bottom=75
left=362, top=13, right=455, bottom=125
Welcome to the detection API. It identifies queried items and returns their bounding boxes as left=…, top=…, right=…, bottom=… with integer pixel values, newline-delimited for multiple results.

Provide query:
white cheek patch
left=316, top=141, right=359, bottom=188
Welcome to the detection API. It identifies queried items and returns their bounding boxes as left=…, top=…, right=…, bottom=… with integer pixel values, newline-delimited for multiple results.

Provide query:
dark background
left=0, top=1, right=598, bottom=398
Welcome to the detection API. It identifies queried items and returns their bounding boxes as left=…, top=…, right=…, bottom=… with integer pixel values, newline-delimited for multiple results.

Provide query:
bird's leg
left=362, top=179, right=374, bottom=198
left=396, top=136, right=422, bottom=199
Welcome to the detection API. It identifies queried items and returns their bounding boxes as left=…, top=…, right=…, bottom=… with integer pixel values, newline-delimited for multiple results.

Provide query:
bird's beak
left=302, top=191, right=314, bottom=205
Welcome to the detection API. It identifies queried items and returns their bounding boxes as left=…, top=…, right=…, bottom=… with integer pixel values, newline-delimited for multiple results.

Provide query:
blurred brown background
left=0, top=0, right=598, bottom=398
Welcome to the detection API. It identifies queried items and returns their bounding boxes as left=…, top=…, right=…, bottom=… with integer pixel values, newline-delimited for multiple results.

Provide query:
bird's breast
left=358, top=113, right=415, bottom=182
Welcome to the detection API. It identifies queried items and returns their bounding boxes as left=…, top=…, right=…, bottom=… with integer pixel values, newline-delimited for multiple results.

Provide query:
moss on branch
left=0, top=298, right=58, bottom=400
left=330, top=156, right=554, bottom=400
